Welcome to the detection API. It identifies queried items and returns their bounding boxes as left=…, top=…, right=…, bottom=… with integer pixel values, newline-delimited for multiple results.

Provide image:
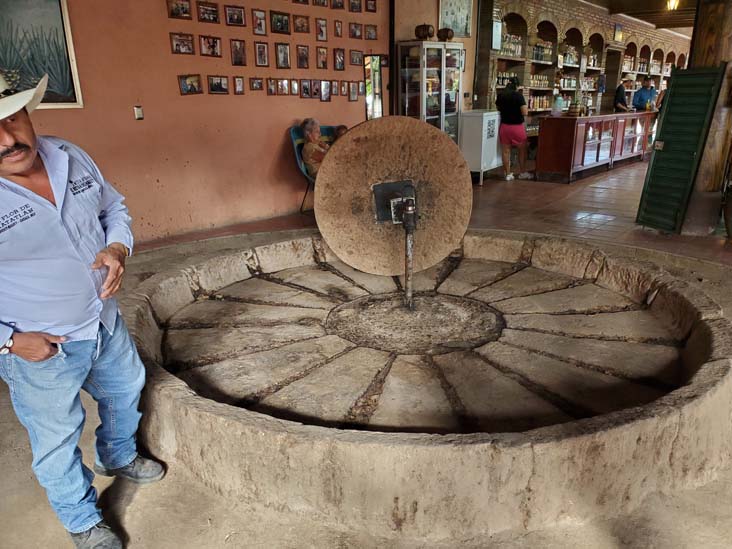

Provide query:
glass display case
left=398, top=41, right=463, bottom=143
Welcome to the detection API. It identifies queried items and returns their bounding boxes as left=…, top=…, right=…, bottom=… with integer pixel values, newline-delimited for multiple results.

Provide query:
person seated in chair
left=301, top=118, right=329, bottom=177
left=334, top=125, right=348, bottom=142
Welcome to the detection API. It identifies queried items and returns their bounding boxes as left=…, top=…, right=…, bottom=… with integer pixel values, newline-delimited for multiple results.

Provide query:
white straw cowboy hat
left=0, top=73, right=48, bottom=120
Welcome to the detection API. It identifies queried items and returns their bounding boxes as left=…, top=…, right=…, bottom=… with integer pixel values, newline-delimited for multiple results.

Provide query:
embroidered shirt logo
left=0, top=204, right=36, bottom=235
left=69, top=175, right=95, bottom=196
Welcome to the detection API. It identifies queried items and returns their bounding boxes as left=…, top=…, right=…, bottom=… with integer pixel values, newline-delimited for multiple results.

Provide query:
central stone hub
left=326, top=293, right=503, bottom=354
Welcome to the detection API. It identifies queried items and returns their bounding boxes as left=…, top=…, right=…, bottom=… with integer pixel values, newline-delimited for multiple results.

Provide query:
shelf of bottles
left=497, top=71, right=521, bottom=87
left=637, top=58, right=650, bottom=74
left=531, top=41, right=554, bottom=63
left=663, top=63, right=672, bottom=77
left=528, top=95, right=552, bottom=110
left=580, top=76, right=597, bottom=91
left=622, top=55, right=635, bottom=72
left=528, top=74, right=552, bottom=88
left=397, top=41, right=462, bottom=143
left=585, top=53, right=602, bottom=69
left=559, top=75, right=578, bottom=89
left=500, top=34, right=524, bottom=58
left=650, top=60, right=662, bottom=75
left=561, top=46, right=580, bottom=67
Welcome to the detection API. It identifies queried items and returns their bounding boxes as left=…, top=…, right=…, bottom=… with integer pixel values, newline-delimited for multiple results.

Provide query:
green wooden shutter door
left=636, top=64, right=727, bottom=232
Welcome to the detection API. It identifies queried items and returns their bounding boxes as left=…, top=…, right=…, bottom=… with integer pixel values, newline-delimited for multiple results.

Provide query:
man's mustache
left=0, top=143, right=30, bottom=160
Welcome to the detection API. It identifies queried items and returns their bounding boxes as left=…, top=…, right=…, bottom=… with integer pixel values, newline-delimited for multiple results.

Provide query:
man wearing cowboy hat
left=0, top=74, right=164, bottom=548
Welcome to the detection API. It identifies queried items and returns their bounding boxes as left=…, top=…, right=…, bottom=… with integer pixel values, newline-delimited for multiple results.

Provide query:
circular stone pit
left=127, top=231, right=732, bottom=544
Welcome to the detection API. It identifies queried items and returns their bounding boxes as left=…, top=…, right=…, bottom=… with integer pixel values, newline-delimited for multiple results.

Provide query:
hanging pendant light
left=667, top=0, right=679, bottom=10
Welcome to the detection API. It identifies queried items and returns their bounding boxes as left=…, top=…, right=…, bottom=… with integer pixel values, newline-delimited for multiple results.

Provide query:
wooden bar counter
left=536, top=111, right=657, bottom=182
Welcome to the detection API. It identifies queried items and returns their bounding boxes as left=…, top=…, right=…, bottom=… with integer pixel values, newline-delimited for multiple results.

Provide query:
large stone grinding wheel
left=314, top=116, right=473, bottom=276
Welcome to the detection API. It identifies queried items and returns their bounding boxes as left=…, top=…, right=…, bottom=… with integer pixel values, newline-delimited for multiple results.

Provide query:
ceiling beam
left=608, top=0, right=696, bottom=15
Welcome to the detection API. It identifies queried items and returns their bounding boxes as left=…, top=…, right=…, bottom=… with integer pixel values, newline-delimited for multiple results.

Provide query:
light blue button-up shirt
left=632, top=86, right=658, bottom=110
left=0, top=136, right=134, bottom=343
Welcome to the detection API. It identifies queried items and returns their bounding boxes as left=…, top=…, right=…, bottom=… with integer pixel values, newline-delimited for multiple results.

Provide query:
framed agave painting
left=0, top=0, right=83, bottom=108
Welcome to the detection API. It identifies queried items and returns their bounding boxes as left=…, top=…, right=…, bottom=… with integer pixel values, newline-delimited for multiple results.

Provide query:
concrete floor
left=3, top=163, right=732, bottom=548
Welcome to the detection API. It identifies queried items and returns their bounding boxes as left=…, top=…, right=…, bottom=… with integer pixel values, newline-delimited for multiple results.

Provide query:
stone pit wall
left=118, top=231, right=732, bottom=543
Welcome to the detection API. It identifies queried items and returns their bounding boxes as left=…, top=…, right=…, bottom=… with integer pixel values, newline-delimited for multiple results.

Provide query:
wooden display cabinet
left=536, top=111, right=656, bottom=182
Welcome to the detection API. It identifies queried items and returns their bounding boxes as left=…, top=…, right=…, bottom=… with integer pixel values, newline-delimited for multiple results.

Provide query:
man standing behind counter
left=0, top=74, right=164, bottom=549
left=632, top=76, right=658, bottom=111
left=614, top=78, right=634, bottom=112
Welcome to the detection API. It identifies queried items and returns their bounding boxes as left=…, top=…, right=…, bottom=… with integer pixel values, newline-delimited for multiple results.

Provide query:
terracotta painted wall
left=30, top=1, right=389, bottom=242
left=394, top=0, right=479, bottom=111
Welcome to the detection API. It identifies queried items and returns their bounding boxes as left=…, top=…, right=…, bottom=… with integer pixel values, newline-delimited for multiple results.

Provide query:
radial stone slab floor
left=165, top=257, right=683, bottom=434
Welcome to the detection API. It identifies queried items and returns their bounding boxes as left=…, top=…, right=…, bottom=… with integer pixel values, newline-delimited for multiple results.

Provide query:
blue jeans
left=0, top=314, right=146, bottom=533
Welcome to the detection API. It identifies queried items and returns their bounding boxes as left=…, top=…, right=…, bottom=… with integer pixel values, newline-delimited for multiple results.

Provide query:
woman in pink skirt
left=496, top=77, right=532, bottom=181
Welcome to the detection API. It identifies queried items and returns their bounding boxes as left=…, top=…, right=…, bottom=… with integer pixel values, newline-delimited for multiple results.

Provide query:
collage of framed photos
left=166, top=0, right=380, bottom=97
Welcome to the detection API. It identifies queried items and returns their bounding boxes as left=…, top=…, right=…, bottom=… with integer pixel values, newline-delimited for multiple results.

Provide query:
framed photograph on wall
left=267, top=78, right=277, bottom=95
left=4, top=0, right=84, bottom=108
left=233, top=75, right=245, bottom=94
left=167, top=0, right=192, bottom=19
left=365, top=0, right=376, bottom=12
left=331, top=80, right=338, bottom=96
left=296, top=45, right=309, bottom=68
left=199, top=35, right=222, bottom=57
left=311, top=79, right=321, bottom=98
left=291, top=79, right=299, bottom=96
left=349, top=22, right=362, bottom=39
left=316, top=18, right=327, bottom=41
left=350, top=49, right=363, bottom=65
left=313, top=0, right=328, bottom=6
left=178, top=74, right=203, bottom=95
left=439, top=0, right=472, bottom=38
left=275, top=42, right=291, bottom=68
left=334, top=20, right=343, bottom=37
left=277, top=79, right=289, bottom=95
left=170, top=32, right=195, bottom=54
left=270, top=11, right=291, bottom=34
left=348, top=81, right=358, bottom=101
left=254, top=41, right=269, bottom=66
left=293, top=0, right=309, bottom=4
left=293, top=14, right=310, bottom=33
left=301, top=79, right=311, bottom=98
left=197, top=1, right=220, bottom=23
left=340, top=81, right=347, bottom=96
left=321, top=80, right=331, bottom=102
left=334, top=48, right=345, bottom=71
left=349, top=0, right=362, bottom=12
left=252, top=9, right=267, bottom=35
left=613, top=23, right=623, bottom=42
left=316, top=46, right=328, bottom=69
left=230, top=39, right=246, bottom=65
left=249, top=77, right=264, bottom=90
left=365, top=24, right=377, bottom=40
left=358, top=80, right=365, bottom=95
left=224, top=5, right=245, bottom=26
left=331, top=0, right=345, bottom=8
left=208, top=75, right=229, bottom=94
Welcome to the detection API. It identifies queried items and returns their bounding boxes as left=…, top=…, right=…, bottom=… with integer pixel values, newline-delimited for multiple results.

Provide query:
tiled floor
left=471, top=161, right=732, bottom=265
left=139, top=161, right=732, bottom=265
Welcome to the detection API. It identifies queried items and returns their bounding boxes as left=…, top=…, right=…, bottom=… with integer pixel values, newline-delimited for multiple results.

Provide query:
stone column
left=681, top=0, right=732, bottom=235
left=473, top=0, right=496, bottom=109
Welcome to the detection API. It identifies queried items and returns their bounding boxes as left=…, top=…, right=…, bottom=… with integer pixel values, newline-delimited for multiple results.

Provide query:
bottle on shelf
left=532, top=40, right=554, bottom=63
left=622, top=55, right=635, bottom=72
left=529, top=73, right=550, bottom=88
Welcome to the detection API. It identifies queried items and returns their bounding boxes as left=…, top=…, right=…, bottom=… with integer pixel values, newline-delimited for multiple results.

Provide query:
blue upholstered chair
left=290, top=125, right=336, bottom=213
